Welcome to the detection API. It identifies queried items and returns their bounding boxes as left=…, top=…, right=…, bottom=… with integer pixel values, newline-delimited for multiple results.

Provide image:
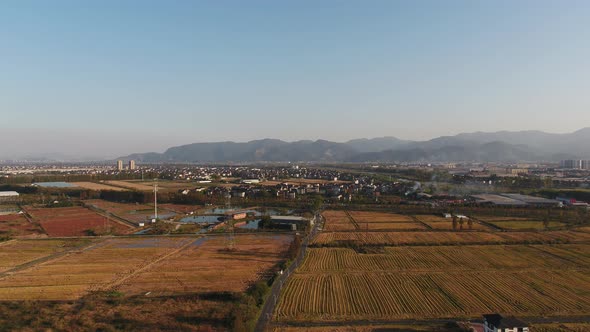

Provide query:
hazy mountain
left=345, top=137, right=413, bottom=153
left=121, top=128, right=590, bottom=163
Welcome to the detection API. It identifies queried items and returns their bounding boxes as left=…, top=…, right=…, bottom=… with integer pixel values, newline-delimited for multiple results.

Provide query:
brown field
left=360, top=222, right=427, bottom=231
left=0, top=234, right=292, bottom=301
left=27, top=206, right=133, bottom=236
left=262, top=178, right=351, bottom=186
left=348, top=211, right=413, bottom=223
left=323, top=210, right=357, bottom=232
left=532, top=322, right=590, bottom=332
left=0, top=213, right=46, bottom=237
left=105, top=180, right=156, bottom=191
left=414, top=215, right=492, bottom=231
left=159, top=203, right=202, bottom=214
left=276, top=244, right=590, bottom=322
left=311, top=230, right=590, bottom=246
left=84, top=199, right=159, bottom=224
left=0, top=239, right=92, bottom=273
left=70, top=181, right=129, bottom=191
left=120, top=234, right=293, bottom=296
left=0, top=237, right=192, bottom=300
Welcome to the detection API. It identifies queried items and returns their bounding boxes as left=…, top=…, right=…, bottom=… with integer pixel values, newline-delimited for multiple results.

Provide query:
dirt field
left=276, top=244, right=590, bottom=322
left=105, top=180, right=156, bottom=191
left=414, top=215, right=492, bottom=231
left=84, top=199, right=161, bottom=224
left=70, top=181, right=129, bottom=191
left=26, top=206, right=133, bottom=236
left=120, top=234, right=293, bottom=296
left=0, top=213, right=46, bottom=237
left=0, top=235, right=292, bottom=301
left=312, top=230, right=590, bottom=246
left=0, top=237, right=192, bottom=300
left=348, top=211, right=414, bottom=223
left=0, top=239, right=92, bottom=273
left=322, top=210, right=357, bottom=232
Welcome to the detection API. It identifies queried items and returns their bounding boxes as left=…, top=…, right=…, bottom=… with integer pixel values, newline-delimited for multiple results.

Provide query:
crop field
left=532, top=322, right=590, bottom=332
left=120, top=234, right=293, bottom=296
left=413, top=215, right=492, bottom=231
left=486, top=220, right=565, bottom=230
left=26, top=206, right=133, bottom=236
left=158, top=203, right=201, bottom=214
left=84, top=199, right=160, bottom=224
left=311, top=230, right=590, bottom=246
left=276, top=244, right=590, bottom=322
left=348, top=211, right=414, bottom=223
left=0, top=213, right=46, bottom=237
left=104, top=180, right=156, bottom=191
left=70, top=181, right=129, bottom=191
left=323, top=210, right=357, bottom=231
left=0, top=237, right=193, bottom=300
left=0, top=239, right=92, bottom=273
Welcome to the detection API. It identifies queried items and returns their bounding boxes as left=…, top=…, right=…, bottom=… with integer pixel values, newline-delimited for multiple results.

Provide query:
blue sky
left=1, top=1, right=590, bottom=157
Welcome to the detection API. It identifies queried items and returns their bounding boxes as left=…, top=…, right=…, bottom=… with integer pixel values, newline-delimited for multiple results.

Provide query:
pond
left=33, top=182, right=76, bottom=188
left=180, top=215, right=224, bottom=224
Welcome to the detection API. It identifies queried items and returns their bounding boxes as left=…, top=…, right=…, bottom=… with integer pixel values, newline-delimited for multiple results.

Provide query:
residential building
left=483, top=314, right=528, bottom=332
left=117, top=160, right=123, bottom=171
left=129, top=160, right=136, bottom=170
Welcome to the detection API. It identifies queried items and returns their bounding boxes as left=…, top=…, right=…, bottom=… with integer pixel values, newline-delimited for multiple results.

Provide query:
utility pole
left=153, top=180, right=158, bottom=221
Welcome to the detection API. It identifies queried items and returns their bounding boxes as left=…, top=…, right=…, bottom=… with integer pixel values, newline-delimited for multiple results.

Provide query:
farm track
left=410, top=215, right=433, bottom=230
left=0, top=239, right=102, bottom=279
left=100, top=238, right=195, bottom=291
left=82, top=202, right=138, bottom=229
left=344, top=211, right=360, bottom=230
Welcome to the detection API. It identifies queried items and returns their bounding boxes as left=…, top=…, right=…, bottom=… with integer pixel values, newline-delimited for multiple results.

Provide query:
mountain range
left=121, top=128, right=590, bottom=163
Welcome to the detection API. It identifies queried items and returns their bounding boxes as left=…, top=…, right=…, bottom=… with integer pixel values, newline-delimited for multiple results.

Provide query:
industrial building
left=471, top=193, right=560, bottom=207
left=270, top=216, right=309, bottom=231
left=0, top=191, right=19, bottom=202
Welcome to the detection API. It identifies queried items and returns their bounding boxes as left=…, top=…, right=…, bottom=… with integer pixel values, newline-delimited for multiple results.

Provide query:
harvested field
left=0, top=237, right=192, bottom=300
left=120, top=234, right=293, bottom=296
left=311, top=230, right=590, bottom=246
left=104, top=180, right=155, bottom=191
left=0, top=213, right=46, bottom=237
left=0, top=239, right=91, bottom=273
left=348, top=211, right=413, bottom=223
left=27, top=206, right=132, bottom=237
left=323, top=210, right=357, bottom=232
left=414, top=215, right=492, bottom=231
left=84, top=199, right=159, bottom=224
left=276, top=244, right=590, bottom=322
left=159, top=204, right=201, bottom=214
left=360, top=222, right=427, bottom=231
left=487, top=220, right=566, bottom=230
left=70, top=181, right=128, bottom=191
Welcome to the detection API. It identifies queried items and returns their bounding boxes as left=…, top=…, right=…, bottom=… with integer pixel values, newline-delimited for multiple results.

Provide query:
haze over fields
left=2, top=1, right=590, bottom=161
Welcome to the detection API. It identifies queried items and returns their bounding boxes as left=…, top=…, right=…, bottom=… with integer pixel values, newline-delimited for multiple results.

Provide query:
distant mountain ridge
left=121, top=128, right=590, bottom=163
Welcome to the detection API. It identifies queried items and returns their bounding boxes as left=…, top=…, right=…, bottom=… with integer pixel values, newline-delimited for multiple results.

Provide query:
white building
left=0, top=191, right=19, bottom=202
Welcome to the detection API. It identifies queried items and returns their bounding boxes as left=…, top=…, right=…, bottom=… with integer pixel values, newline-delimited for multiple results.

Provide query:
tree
left=467, top=218, right=473, bottom=230
left=459, top=217, right=464, bottom=230
left=452, top=216, right=458, bottom=231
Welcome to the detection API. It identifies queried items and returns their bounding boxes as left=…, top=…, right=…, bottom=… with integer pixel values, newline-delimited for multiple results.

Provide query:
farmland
left=276, top=244, right=590, bottom=322
left=70, top=181, right=129, bottom=191
left=474, top=216, right=567, bottom=230
left=0, top=234, right=293, bottom=330
left=120, top=234, right=293, bottom=296
left=84, top=199, right=161, bottom=224
left=0, top=239, right=92, bottom=273
left=312, top=229, right=590, bottom=246
left=0, top=213, right=46, bottom=237
left=26, top=206, right=133, bottom=236
left=414, top=215, right=492, bottom=231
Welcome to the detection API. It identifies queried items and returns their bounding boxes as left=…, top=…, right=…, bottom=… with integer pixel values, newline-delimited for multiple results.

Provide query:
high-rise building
left=117, top=160, right=123, bottom=171
left=129, top=160, right=136, bottom=170
left=582, top=160, right=590, bottom=170
left=561, top=160, right=582, bottom=169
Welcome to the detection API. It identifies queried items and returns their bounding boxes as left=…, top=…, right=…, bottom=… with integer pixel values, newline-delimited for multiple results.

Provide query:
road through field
left=256, top=213, right=321, bottom=332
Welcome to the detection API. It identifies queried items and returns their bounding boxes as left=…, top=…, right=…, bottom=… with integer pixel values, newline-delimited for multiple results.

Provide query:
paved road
left=255, top=212, right=322, bottom=332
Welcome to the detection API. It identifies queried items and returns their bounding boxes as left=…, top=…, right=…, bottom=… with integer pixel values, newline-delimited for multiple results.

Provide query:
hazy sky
left=2, top=1, right=590, bottom=158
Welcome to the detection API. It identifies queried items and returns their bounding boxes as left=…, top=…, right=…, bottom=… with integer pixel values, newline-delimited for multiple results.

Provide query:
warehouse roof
left=0, top=191, right=19, bottom=197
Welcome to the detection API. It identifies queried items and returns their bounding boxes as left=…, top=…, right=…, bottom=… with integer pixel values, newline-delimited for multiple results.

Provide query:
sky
left=2, top=0, right=590, bottom=158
